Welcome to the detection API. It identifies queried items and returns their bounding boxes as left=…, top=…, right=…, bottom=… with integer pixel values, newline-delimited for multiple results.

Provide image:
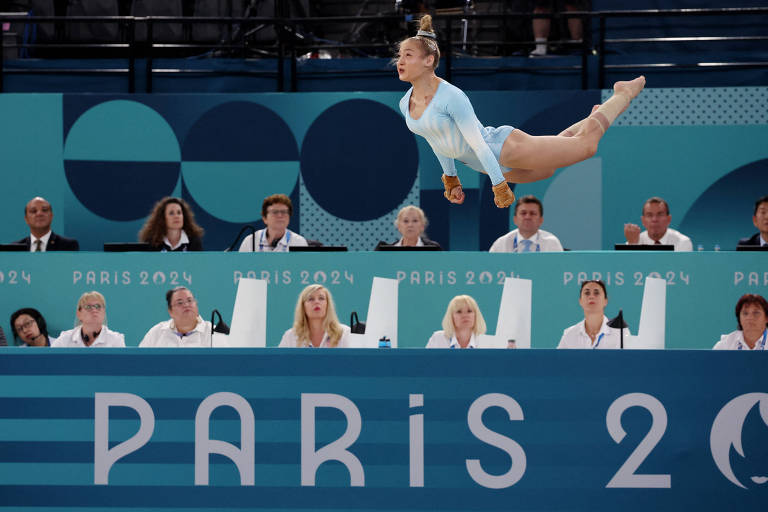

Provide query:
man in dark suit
left=738, top=195, right=768, bottom=248
left=15, top=197, right=79, bottom=251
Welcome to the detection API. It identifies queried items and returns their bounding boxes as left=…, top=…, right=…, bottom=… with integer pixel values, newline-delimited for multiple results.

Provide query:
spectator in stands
left=139, top=197, right=204, bottom=251
left=14, top=196, right=79, bottom=251
left=376, top=205, right=442, bottom=249
left=140, top=287, right=212, bottom=347
left=530, top=0, right=587, bottom=57
left=623, top=197, right=693, bottom=251
left=489, top=195, right=563, bottom=252
left=426, top=295, right=487, bottom=348
left=558, top=280, right=631, bottom=349
left=279, top=284, right=351, bottom=348
left=239, top=194, right=308, bottom=252
left=713, top=294, right=768, bottom=350
left=737, top=195, right=768, bottom=248
left=10, top=308, right=53, bottom=347
left=52, top=292, right=125, bottom=347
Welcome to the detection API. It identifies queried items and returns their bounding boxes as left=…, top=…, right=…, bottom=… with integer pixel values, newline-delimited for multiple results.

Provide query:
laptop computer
left=103, top=242, right=153, bottom=252
left=376, top=245, right=441, bottom=251
left=614, top=244, right=674, bottom=251
left=0, top=243, right=27, bottom=252
left=289, top=246, right=348, bottom=252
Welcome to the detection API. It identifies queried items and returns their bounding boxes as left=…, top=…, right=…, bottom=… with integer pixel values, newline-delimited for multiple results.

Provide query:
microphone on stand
left=210, top=309, right=230, bottom=347
left=225, top=225, right=257, bottom=252
left=607, top=309, right=629, bottom=349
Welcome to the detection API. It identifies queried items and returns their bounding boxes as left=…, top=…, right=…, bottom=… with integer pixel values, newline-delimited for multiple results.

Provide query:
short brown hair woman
left=713, top=294, right=768, bottom=350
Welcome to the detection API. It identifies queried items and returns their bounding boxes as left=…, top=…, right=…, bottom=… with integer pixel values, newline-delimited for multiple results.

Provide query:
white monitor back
left=494, top=277, right=532, bottom=348
left=228, top=278, right=267, bottom=347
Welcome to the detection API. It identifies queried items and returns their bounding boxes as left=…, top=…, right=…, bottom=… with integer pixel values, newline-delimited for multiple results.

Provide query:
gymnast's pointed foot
left=589, top=76, right=646, bottom=134
left=614, top=76, right=646, bottom=102
left=492, top=182, right=515, bottom=208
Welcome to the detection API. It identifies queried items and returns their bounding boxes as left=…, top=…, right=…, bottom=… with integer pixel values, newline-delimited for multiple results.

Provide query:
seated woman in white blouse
left=713, top=293, right=768, bottom=350
left=426, top=295, right=487, bottom=348
left=279, top=284, right=351, bottom=348
left=52, top=291, right=125, bottom=347
left=376, top=205, right=442, bottom=249
left=558, top=280, right=631, bottom=349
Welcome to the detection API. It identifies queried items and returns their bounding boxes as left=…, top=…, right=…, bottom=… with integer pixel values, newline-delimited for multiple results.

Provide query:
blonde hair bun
left=419, top=14, right=434, bottom=34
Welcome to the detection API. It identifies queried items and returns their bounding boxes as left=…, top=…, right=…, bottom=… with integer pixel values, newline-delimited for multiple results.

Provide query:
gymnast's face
left=396, top=40, right=433, bottom=82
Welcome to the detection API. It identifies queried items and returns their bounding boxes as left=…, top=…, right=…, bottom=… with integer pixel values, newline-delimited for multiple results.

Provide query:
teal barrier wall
left=0, top=349, right=765, bottom=510
left=0, top=88, right=766, bottom=252
left=0, top=252, right=764, bottom=348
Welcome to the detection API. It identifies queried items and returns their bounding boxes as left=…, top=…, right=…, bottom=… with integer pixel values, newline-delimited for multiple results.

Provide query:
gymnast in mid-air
left=397, top=15, right=645, bottom=208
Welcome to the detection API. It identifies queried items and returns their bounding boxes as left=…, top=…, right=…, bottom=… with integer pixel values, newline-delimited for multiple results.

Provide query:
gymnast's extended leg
left=499, top=76, right=645, bottom=175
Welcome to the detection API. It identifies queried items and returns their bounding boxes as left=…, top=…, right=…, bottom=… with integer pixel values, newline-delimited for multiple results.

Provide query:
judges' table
left=0, top=251, right=765, bottom=347
left=0, top=348, right=765, bottom=511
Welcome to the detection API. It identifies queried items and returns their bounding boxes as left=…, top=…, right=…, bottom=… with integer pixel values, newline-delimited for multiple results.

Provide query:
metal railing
left=1, top=7, right=767, bottom=93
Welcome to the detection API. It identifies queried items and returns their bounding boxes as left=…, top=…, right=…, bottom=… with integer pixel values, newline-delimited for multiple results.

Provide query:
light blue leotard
left=400, top=80, right=513, bottom=186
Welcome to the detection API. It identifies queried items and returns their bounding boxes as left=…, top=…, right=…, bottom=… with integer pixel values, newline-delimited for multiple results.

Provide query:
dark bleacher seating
left=191, top=0, right=245, bottom=44
left=66, top=0, right=119, bottom=42
left=131, top=0, right=183, bottom=42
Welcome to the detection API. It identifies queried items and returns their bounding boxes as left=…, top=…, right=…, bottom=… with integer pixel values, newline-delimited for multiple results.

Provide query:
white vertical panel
left=494, top=277, right=533, bottom=349
left=228, top=278, right=268, bottom=347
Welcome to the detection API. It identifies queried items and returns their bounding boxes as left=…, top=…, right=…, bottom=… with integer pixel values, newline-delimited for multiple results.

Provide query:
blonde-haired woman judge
left=279, top=284, right=351, bottom=348
left=426, top=295, right=487, bottom=348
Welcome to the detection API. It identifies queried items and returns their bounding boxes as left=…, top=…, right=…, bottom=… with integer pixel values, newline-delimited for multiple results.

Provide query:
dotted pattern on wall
left=604, top=87, right=768, bottom=126
left=299, top=174, right=421, bottom=251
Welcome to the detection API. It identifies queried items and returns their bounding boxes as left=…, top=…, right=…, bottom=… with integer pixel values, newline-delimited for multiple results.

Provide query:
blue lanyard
left=259, top=229, right=291, bottom=252
left=592, top=332, right=605, bottom=349
left=738, top=329, right=767, bottom=350
left=513, top=234, right=540, bottom=252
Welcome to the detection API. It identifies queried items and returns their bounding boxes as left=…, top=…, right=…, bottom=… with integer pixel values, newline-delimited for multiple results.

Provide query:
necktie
left=34, top=239, right=42, bottom=252
left=521, top=239, right=533, bottom=252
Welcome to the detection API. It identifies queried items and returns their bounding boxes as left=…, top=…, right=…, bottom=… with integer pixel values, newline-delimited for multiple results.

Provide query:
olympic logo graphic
left=710, top=393, right=768, bottom=489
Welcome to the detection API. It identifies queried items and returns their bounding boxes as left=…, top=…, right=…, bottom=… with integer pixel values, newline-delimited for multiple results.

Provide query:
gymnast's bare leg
left=499, top=76, right=646, bottom=182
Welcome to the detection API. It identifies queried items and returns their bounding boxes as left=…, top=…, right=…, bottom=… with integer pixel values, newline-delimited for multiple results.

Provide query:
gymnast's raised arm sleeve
left=446, top=89, right=506, bottom=186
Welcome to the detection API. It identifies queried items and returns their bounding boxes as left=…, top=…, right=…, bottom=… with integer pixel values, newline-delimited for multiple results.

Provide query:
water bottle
left=697, top=244, right=704, bottom=252
left=714, top=244, right=721, bottom=252
left=378, top=336, right=391, bottom=348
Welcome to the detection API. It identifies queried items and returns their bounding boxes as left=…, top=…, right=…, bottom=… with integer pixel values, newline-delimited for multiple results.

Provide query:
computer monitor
left=103, top=242, right=152, bottom=252
left=614, top=244, right=674, bottom=251
left=289, top=246, right=348, bottom=252
left=376, top=245, right=441, bottom=251
left=736, top=245, right=768, bottom=252
left=0, top=243, right=27, bottom=252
